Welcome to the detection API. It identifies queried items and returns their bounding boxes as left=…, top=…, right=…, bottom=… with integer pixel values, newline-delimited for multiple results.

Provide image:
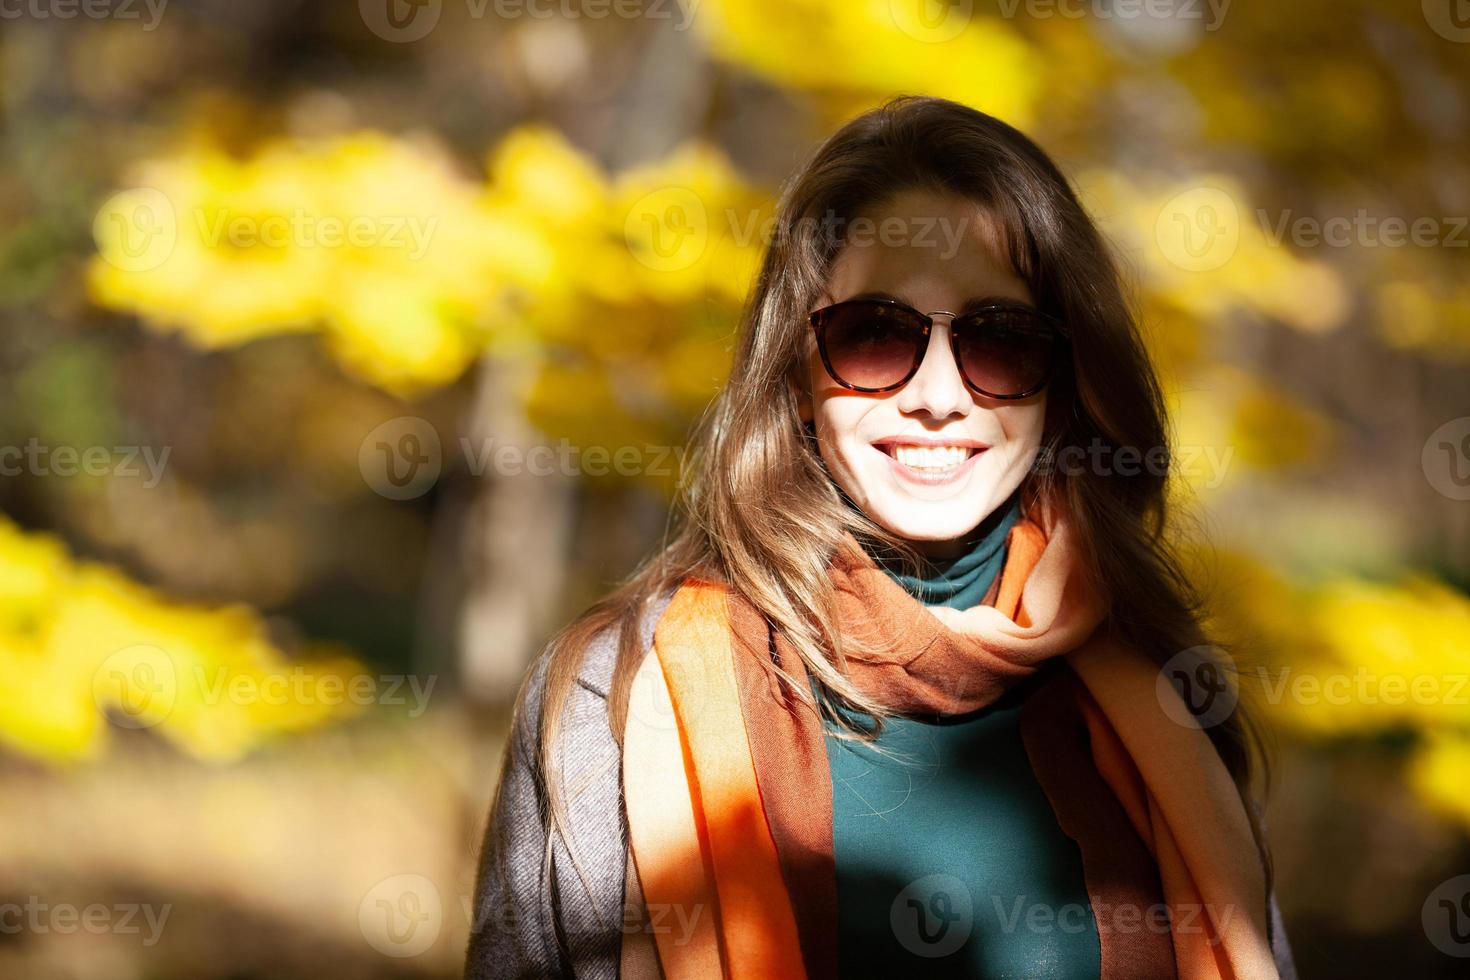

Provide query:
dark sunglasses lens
left=955, top=309, right=1056, bottom=396
left=818, top=302, right=925, bottom=390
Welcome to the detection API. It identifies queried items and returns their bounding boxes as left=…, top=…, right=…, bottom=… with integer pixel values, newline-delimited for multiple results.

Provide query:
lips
left=887, top=443, right=972, bottom=468
left=870, top=436, right=989, bottom=487
left=871, top=436, right=989, bottom=458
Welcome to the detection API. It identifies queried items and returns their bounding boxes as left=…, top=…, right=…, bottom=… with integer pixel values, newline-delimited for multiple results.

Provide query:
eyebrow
left=843, top=290, right=1039, bottom=315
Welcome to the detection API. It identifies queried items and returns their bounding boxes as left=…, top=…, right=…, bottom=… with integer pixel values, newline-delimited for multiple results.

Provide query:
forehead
left=821, top=189, right=1031, bottom=308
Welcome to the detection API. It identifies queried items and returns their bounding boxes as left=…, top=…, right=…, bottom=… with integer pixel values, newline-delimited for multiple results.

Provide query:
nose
left=893, top=315, right=971, bottom=419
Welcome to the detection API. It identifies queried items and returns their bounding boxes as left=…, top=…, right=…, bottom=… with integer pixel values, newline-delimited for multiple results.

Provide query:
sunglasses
left=808, top=296, right=1066, bottom=399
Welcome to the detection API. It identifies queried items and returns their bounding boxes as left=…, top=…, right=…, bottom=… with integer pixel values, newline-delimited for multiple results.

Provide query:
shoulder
left=567, top=586, right=678, bottom=701
left=512, top=586, right=679, bottom=752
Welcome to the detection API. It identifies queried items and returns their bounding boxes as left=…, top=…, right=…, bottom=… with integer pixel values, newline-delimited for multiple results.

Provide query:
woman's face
left=798, top=189, right=1048, bottom=560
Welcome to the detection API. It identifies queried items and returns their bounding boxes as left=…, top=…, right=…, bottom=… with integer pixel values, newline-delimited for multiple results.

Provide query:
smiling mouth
left=873, top=442, right=984, bottom=474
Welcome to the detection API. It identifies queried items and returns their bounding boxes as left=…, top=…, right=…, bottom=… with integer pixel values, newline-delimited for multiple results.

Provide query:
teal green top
left=823, top=490, right=1101, bottom=978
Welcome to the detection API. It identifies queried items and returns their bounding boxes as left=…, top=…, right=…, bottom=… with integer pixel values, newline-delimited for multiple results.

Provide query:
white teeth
left=891, top=444, right=971, bottom=470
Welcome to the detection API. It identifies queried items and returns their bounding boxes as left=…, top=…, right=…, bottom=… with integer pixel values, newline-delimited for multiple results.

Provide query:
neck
left=863, top=488, right=1025, bottom=610
left=916, top=528, right=986, bottom=561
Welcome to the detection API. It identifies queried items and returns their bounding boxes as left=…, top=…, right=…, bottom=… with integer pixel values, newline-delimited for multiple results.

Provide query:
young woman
left=466, top=95, right=1297, bottom=980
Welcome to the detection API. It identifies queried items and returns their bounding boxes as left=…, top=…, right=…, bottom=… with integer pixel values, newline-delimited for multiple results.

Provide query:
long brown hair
left=491, top=93, right=1272, bottom=908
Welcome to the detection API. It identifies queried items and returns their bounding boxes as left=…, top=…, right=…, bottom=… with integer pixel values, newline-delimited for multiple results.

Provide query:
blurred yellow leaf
left=0, top=517, right=369, bottom=766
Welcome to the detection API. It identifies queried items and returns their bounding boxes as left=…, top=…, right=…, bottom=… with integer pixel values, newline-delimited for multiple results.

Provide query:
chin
left=861, top=491, right=991, bottom=544
left=841, top=461, right=1030, bottom=550
left=879, top=514, right=988, bottom=544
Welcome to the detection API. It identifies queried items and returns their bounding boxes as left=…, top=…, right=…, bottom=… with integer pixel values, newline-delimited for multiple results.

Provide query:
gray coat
left=464, top=588, right=1299, bottom=979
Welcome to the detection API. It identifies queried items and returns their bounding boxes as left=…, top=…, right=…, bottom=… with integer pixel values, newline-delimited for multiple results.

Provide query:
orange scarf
left=622, top=500, right=1277, bottom=979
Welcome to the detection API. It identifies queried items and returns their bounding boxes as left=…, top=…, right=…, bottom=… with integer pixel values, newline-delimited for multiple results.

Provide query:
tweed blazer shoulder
left=464, top=587, right=1299, bottom=980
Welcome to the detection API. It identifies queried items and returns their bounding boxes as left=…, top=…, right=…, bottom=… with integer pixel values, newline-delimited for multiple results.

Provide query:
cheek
left=997, top=398, right=1048, bottom=460
left=809, top=386, right=874, bottom=488
left=813, top=396, right=863, bottom=466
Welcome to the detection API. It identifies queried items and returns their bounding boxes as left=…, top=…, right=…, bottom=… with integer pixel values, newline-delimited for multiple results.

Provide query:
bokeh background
left=2, top=1, right=1469, bottom=977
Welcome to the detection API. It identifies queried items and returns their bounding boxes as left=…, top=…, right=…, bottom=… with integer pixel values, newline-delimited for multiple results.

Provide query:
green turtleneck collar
left=864, top=487, right=1023, bottom=611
